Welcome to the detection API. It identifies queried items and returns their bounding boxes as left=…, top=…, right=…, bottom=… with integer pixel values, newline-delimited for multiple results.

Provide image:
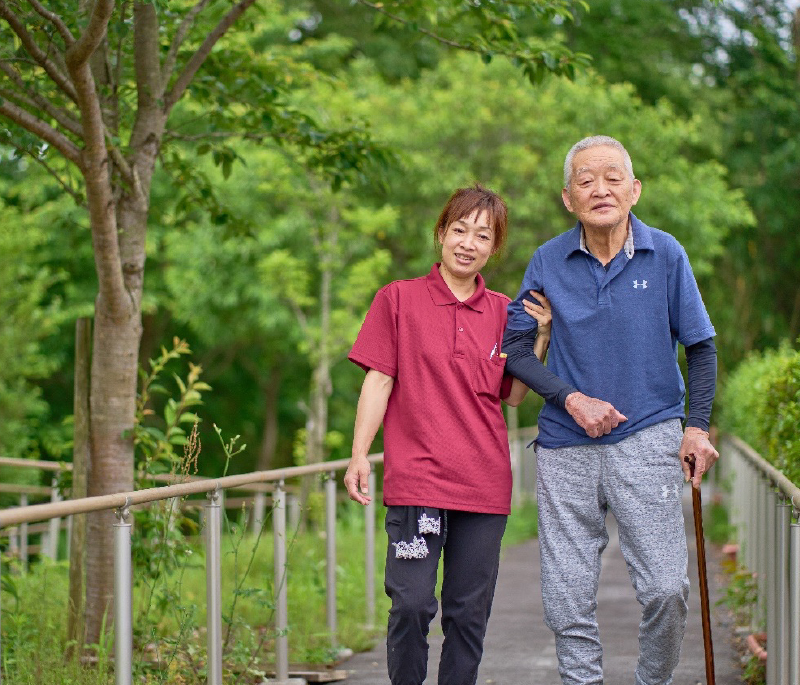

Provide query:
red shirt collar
left=425, top=263, right=486, bottom=312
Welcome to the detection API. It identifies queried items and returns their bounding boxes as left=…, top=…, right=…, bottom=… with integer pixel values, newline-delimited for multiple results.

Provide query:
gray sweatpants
left=536, top=419, right=689, bottom=685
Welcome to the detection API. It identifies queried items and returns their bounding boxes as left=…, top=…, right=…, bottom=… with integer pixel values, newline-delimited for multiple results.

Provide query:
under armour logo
left=633, top=280, right=648, bottom=289
left=661, top=484, right=681, bottom=500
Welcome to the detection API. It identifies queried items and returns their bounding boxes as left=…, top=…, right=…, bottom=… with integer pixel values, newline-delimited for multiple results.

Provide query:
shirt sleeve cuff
left=348, top=352, right=396, bottom=378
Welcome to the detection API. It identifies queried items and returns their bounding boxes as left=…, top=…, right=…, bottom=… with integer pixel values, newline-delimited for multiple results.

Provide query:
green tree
left=0, top=160, right=64, bottom=460
left=0, top=0, right=382, bottom=645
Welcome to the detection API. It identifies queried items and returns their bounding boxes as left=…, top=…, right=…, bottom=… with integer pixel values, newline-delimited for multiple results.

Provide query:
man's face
left=562, top=145, right=641, bottom=234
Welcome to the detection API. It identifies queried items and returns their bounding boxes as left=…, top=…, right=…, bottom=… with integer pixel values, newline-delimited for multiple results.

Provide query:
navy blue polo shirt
left=507, top=213, right=715, bottom=449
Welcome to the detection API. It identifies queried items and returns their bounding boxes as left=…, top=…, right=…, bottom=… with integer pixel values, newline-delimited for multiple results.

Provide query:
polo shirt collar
left=565, top=212, right=654, bottom=259
left=426, top=263, right=486, bottom=312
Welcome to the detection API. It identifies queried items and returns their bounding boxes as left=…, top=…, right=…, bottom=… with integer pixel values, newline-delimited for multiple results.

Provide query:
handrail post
left=365, top=470, right=376, bottom=629
left=19, top=494, right=27, bottom=572
left=288, top=494, right=300, bottom=533
left=777, top=499, right=791, bottom=685
left=251, top=491, right=266, bottom=534
left=113, top=499, right=132, bottom=685
left=790, top=508, right=800, bottom=685
left=205, top=487, right=223, bottom=685
left=756, top=476, right=767, bottom=630
left=47, top=476, right=62, bottom=560
left=326, top=471, right=337, bottom=649
left=273, top=480, right=289, bottom=682
left=766, top=484, right=777, bottom=685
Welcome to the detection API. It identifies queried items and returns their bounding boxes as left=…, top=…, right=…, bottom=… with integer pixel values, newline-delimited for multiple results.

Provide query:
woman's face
left=438, top=209, right=495, bottom=282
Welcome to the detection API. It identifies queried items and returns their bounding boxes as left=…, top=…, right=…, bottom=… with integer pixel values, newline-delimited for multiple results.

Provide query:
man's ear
left=561, top=188, right=574, bottom=213
left=631, top=179, right=642, bottom=206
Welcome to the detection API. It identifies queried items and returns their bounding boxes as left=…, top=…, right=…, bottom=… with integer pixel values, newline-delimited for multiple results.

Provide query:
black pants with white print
left=384, top=506, right=507, bottom=685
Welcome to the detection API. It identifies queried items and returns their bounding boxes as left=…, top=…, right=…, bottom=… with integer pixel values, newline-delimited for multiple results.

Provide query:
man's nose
left=593, top=179, right=610, bottom=195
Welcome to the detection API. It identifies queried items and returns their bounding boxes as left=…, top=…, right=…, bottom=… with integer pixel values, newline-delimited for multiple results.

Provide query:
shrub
left=719, top=340, right=800, bottom=484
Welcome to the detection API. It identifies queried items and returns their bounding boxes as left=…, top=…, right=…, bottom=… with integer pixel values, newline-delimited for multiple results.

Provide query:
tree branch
left=354, top=0, right=484, bottom=53
left=162, top=0, right=212, bottom=87
left=162, top=0, right=257, bottom=114
left=133, top=2, right=162, bottom=111
left=105, top=135, right=134, bottom=187
left=163, top=130, right=276, bottom=142
left=25, top=0, right=75, bottom=46
left=0, top=60, right=83, bottom=137
left=4, top=138, right=85, bottom=204
left=0, top=0, right=78, bottom=101
left=0, top=98, right=82, bottom=166
left=65, top=0, right=114, bottom=68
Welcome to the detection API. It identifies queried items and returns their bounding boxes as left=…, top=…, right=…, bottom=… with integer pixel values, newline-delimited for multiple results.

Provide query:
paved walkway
left=342, top=488, right=744, bottom=684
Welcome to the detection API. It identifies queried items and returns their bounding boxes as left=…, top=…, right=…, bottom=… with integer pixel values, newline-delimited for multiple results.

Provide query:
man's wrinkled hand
left=565, top=392, right=627, bottom=439
left=344, top=454, right=372, bottom=505
left=680, top=427, right=718, bottom=489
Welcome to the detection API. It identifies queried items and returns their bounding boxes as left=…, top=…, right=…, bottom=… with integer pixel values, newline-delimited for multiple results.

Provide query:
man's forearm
left=502, top=328, right=576, bottom=407
left=685, top=337, right=716, bottom=432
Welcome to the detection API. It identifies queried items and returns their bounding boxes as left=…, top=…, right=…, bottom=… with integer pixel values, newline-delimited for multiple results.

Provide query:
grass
left=0, top=501, right=538, bottom=683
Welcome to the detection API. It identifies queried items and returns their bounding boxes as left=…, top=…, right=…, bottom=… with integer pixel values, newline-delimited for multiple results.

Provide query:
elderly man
left=503, top=135, right=719, bottom=685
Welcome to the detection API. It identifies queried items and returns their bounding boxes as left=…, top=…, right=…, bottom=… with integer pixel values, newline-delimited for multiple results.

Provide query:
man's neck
left=583, top=219, right=629, bottom=266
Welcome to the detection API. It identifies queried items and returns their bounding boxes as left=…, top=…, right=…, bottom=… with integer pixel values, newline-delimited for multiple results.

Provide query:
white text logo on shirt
left=633, top=280, right=648, bottom=289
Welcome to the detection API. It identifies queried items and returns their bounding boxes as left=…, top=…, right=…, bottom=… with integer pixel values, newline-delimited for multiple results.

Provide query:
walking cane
left=686, top=456, right=716, bottom=685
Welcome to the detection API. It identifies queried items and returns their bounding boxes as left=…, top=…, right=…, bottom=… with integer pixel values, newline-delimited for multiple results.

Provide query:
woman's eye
left=479, top=234, right=491, bottom=241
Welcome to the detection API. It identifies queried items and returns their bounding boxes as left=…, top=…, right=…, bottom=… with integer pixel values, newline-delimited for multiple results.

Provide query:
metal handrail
left=719, top=434, right=800, bottom=685
left=0, top=455, right=277, bottom=492
left=723, top=434, right=800, bottom=509
left=0, top=427, right=539, bottom=685
left=0, top=455, right=383, bottom=528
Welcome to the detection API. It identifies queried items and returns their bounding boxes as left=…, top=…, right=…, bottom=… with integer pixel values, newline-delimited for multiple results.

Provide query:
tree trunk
left=299, top=222, right=336, bottom=523
left=84, top=300, right=140, bottom=644
left=794, top=8, right=800, bottom=85
left=84, top=170, right=159, bottom=644
left=256, top=365, right=281, bottom=471
left=67, top=317, right=91, bottom=654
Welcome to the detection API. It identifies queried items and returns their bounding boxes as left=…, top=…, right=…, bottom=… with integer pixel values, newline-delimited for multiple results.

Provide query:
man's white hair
left=563, top=135, right=634, bottom=188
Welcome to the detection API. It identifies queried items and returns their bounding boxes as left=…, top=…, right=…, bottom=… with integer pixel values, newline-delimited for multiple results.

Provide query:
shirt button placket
left=455, top=304, right=465, bottom=357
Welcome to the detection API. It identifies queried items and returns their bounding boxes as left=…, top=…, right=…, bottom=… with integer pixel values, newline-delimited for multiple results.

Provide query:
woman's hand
left=522, top=290, right=551, bottom=337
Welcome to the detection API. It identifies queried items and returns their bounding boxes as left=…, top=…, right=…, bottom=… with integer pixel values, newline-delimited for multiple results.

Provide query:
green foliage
left=0, top=517, right=389, bottom=683
left=719, top=340, right=800, bottom=485
left=704, top=500, right=736, bottom=546
left=132, top=339, right=210, bottom=479
left=502, top=502, right=538, bottom=547
left=320, top=54, right=749, bottom=296
left=718, top=561, right=758, bottom=627
left=0, top=170, right=65, bottom=458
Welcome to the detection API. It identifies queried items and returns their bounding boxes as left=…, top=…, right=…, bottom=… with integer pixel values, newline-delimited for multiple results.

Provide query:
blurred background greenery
left=1, top=0, right=798, bottom=478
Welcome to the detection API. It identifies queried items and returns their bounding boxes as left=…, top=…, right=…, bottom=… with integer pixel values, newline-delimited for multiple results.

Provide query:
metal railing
left=0, top=456, right=280, bottom=566
left=0, top=427, right=538, bottom=685
left=718, top=434, right=800, bottom=685
left=0, top=455, right=383, bottom=685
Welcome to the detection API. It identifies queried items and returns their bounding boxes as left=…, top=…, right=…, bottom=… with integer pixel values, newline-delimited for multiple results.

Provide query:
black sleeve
left=502, top=328, right=578, bottom=408
left=685, top=337, right=717, bottom=432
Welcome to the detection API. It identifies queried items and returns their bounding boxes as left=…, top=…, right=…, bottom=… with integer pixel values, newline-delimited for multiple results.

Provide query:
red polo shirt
left=349, top=264, right=514, bottom=515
